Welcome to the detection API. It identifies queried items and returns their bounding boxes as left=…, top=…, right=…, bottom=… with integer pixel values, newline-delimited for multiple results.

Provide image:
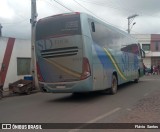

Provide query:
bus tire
left=0, top=91, right=2, bottom=99
left=109, top=75, right=118, bottom=95
left=72, top=92, right=82, bottom=96
left=134, top=71, right=139, bottom=83
left=134, top=78, right=139, bottom=83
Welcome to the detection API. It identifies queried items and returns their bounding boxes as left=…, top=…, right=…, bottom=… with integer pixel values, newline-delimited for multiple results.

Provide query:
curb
left=0, top=89, right=41, bottom=99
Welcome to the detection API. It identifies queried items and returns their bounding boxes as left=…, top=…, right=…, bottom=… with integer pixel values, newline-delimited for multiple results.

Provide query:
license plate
left=56, top=85, right=66, bottom=89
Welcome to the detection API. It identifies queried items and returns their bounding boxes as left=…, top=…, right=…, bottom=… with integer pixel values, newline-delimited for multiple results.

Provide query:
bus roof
left=37, top=12, right=138, bottom=43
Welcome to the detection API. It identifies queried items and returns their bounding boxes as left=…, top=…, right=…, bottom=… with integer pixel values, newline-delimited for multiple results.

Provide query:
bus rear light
left=36, top=62, right=44, bottom=82
left=80, top=57, right=91, bottom=80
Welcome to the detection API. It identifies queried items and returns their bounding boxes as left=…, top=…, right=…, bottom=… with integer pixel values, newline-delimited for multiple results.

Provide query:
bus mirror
left=141, top=49, right=145, bottom=58
left=91, top=22, right=95, bottom=32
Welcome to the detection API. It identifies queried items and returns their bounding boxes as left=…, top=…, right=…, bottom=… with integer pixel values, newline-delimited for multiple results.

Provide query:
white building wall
left=0, top=37, right=7, bottom=68
left=152, top=52, right=160, bottom=57
left=0, top=37, right=31, bottom=90
left=132, top=34, right=151, bottom=48
left=143, top=57, right=151, bottom=68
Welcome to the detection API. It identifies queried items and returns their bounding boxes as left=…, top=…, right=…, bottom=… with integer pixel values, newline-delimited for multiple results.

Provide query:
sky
left=0, top=0, right=160, bottom=39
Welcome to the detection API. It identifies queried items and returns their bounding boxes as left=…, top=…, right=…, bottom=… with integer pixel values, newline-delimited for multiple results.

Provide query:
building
left=133, top=34, right=160, bottom=68
left=0, top=37, right=31, bottom=91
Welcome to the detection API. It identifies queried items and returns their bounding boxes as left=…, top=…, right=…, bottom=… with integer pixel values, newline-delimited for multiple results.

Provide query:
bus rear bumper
left=39, top=77, right=92, bottom=93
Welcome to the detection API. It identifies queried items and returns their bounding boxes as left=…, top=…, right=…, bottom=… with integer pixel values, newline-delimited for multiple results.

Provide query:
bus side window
left=91, top=22, right=95, bottom=32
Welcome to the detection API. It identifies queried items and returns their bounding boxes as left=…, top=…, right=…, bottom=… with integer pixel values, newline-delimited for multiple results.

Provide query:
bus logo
left=2, top=124, right=11, bottom=129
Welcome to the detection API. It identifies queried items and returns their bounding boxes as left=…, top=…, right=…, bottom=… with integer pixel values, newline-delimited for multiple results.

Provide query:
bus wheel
left=134, top=71, right=139, bottom=83
left=109, top=75, right=118, bottom=95
left=72, top=92, right=82, bottom=96
left=134, top=78, right=139, bottom=83
left=0, top=91, right=3, bottom=99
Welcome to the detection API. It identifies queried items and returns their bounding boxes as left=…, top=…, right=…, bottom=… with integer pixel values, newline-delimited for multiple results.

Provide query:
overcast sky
left=0, top=0, right=160, bottom=39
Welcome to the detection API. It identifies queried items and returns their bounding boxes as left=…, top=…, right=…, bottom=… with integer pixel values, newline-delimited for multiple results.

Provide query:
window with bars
left=17, top=58, right=31, bottom=75
left=142, top=44, right=150, bottom=51
left=155, top=41, right=160, bottom=51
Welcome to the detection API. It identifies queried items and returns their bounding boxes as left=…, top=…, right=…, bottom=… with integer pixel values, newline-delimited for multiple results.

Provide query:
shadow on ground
left=46, top=81, right=142, bottom=103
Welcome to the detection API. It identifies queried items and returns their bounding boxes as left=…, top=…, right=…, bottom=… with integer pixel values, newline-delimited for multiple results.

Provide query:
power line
left=43, top=0, right=66, bottom=12
left=74, top=0, right=97, bottom=16
left=74, top=0, right=127, bottom=32
left=1, top=18, right=29, bottom=25
left=78, top=0, right=134, bottom=14
left=78, top=0, right=160, bottom=18
left=52, top=0, right=74, bottom=12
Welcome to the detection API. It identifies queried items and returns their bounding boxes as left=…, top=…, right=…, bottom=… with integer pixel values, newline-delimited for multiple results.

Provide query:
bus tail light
left=36, top=62, right=44, bottom=82
left=81, top=57, right=91, bottom=80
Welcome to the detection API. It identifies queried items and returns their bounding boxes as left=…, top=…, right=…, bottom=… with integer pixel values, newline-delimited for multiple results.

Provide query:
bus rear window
left=36, top=14, right=81, bottom=40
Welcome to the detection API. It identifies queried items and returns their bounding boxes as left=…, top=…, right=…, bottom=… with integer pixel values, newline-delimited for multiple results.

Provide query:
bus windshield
left=36, top=14, right=82, bottom=41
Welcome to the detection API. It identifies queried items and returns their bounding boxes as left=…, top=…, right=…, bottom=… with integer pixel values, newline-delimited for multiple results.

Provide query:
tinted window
left=121, top=44, right=140, bottom=55
left=89, top=19, right=123, bottom=50
left=36, top=14, right=81, bottom=40
left=89, top=19, right=139, bottom=55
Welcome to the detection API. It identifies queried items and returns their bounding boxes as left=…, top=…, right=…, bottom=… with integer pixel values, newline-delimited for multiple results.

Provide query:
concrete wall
left=0, top=37, right=31, bottom=90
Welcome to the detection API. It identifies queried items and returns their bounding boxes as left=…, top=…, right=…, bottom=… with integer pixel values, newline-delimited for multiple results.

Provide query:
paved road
left=0, top=75, right=160, bottom=131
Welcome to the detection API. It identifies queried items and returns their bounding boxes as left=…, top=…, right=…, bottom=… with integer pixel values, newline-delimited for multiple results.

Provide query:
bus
left=35, top=12, right=145, bottom=94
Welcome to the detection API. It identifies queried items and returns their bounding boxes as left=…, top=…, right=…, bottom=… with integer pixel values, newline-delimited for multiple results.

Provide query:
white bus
left=35, top=12, right=145, bottom=94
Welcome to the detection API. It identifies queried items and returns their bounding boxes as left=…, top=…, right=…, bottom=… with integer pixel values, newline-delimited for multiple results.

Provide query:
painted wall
left=151, top=34, right=160, bottom=52
left=0, top=37, right=31, bottom=90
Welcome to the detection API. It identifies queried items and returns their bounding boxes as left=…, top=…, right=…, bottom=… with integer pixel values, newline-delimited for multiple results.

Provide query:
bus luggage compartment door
left=93, top=64, right=103, bottom=90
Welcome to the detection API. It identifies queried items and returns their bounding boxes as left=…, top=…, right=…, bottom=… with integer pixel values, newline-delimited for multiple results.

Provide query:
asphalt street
left=0, top=75, right=160, bottom=131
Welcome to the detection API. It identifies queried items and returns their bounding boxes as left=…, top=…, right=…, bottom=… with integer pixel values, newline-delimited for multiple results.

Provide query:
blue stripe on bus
left=93, top=43, right=113, bottom=69
left=93, top=43, right=127, bottom=81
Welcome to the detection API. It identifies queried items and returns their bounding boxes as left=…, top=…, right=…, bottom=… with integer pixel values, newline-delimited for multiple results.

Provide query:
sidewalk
left=116, top=75, right=160, bottom=123
left=108, top=76, right=160, bottom=132
left=1, top=88, right=40, bottom=98
left=118, top=89, right=160, bottom=123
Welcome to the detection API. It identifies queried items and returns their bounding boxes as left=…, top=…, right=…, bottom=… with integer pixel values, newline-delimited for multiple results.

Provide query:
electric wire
left=1, top=18, right=29, bottom=25
left=78, top=0, right=160, bottom=18
left=52, top=0, right=74, bottom=12
left=43, top=0, right=66, bottom=12
left=73, top=0, right=127, bottom=32
left=78, top=0, right=135, bottom=14
left=1, top=0, right=159, bottom=35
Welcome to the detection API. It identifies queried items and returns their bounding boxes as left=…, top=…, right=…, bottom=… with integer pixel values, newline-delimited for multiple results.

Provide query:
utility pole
left=127, top=14, right=138, bottom=34
left=30, top=0, right=38, bottom=89
left=0, top=23, right=2, bottom=37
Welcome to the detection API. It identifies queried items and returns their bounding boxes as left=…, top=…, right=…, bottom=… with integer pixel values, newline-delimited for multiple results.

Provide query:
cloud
left=0, top=0, right=15, bottom=19
left=0, top=0, right=160, bottom=39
